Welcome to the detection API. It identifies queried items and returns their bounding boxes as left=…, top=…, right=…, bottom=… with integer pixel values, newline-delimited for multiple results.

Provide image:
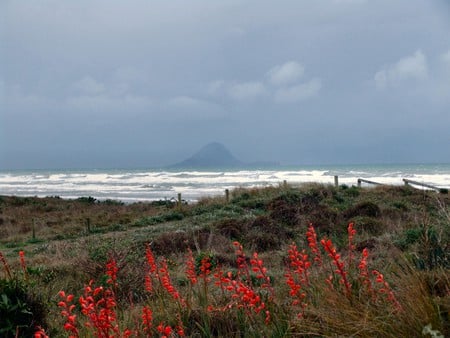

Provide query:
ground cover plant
left=0, top=184, right=448, bottom=336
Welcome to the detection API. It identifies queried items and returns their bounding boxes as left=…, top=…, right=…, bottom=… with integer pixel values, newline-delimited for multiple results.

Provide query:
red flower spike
left=321, top=238, right=352, bottom=297
left=347, top=222, right=357, bottom=268
left=105, top=258, right=118, bottom=286
left=19, top=250, right=28, bottom=281
left=358, top=248, right=374, bottom=296
left=249, top=252, right=274, bottom=296
left=159, top=259, right=186, bottom=306
left=372, top=270, right=403, bottom=311
left=186, top=248, right=198, bottom=285
left=145, top=244, right=158, bottom=274
left=34, top=326, right=49, bottom=338
left=306, top=224, right=322, bottom=266
left=142, top=306, right=153, bottom=334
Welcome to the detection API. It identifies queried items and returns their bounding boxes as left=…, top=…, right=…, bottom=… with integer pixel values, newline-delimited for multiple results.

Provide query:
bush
left=214, top=218, right=248, bottom=240
left=76, top=196, right=97, bottom=204
left=306, top=205, right=341, bottom=234
left=350, top=216, right=385, bottom=235
left=269, top=203, right=299, bottom=225
left=342, top=201, right=381, bottom=219
left=0, top=279, right=47, bottom=337
left=133, top=211, right=184, bottom=226
left=0, top=252, right=47, bottom=338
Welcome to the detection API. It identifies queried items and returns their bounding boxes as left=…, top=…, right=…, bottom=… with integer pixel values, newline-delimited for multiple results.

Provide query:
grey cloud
left=65, top=94, right=154, bottom=117
left=267, top=61, right=305, bottom=86
left=1, top=0, right=449, bottom=168
left=441, top=49, right=450, bottom=64
left=209, top=61, right=319, bottom=104
left=164, top=96, right=225, bottom=120
left=374, top=50, right=428, bottom=89
left=274, top=78, right=322, bottom=103
left=228, top=82, right=267, bottom=101
left=72, top=76, right=106, bottom=95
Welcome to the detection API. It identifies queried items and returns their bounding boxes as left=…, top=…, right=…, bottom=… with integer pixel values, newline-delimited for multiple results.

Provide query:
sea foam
left=0, top=164, right=449, bottom=202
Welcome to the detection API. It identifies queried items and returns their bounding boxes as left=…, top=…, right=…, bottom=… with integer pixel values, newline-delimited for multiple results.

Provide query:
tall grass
left=12, top=223, right=440, bottom=337
left=1, top=186, right=448, bottom=336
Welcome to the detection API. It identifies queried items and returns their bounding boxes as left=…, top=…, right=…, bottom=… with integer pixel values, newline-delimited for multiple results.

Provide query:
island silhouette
left=169, top=142, right=279, bottom=169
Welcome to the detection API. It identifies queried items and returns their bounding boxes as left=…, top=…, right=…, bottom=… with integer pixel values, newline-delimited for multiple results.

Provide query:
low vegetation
left=0, top=183, right=449, bottom=336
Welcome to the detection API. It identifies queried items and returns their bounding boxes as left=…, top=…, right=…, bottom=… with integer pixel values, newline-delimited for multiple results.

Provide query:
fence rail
left=357, top=178, right=383, bottom=187
left=402, top=179, right=443, bottom=192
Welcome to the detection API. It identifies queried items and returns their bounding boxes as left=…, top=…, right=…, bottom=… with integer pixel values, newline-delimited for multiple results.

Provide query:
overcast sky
left=1, top=0, right=450, bottom=169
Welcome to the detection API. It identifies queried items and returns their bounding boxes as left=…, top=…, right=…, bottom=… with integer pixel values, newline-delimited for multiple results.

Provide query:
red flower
left=306, top=224, right=322, bottom=266
left=142, top=306, right=153, bottom=334
left=321, top=238, right=352, bottom=297
left=105, top=258, right=118, bottom=286
left=185, top=248, right=198, bottom=284
left=372, top=270, right=402, bottom=311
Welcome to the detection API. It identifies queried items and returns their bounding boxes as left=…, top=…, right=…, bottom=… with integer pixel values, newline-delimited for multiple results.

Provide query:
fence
left=174, top=176, right=447, bottom=205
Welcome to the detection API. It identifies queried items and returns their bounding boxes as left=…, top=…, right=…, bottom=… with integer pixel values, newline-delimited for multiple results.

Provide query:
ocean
left=0, top=164, right=449, bottom=203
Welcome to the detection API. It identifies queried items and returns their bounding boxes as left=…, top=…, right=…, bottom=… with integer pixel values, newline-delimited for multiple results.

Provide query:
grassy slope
left=0, top=184, right=449, bottom=336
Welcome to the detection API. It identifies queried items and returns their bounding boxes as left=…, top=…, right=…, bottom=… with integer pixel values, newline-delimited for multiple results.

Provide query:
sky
left=1, top=0, right=450, bottom=169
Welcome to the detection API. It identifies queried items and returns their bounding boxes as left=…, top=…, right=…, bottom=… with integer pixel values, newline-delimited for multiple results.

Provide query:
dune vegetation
left=0, top=183, right=449, bottom=337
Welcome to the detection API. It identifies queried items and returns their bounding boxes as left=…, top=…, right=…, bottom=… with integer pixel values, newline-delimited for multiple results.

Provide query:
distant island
left=168, top=142, right=279, bottom=169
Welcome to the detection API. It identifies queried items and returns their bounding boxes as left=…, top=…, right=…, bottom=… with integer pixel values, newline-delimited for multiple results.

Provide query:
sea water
left=0, top=164, right=449, bottom=203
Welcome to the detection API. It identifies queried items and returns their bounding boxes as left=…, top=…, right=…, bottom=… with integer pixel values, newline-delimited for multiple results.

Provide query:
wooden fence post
left=177, top=193, right=182, bottom=209
left=225, top=189, right=230, bottom=203
left=32, top=219, right=36, bottom=240
left=334, top=175, right=339, bottom=187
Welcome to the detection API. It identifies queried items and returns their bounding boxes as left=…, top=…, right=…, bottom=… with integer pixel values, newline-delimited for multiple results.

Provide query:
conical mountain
left=169, top=142, right=243, bottom=169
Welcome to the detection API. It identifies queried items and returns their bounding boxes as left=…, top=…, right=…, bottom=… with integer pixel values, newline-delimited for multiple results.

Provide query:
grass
left=0, top=184, right=449, bottom=337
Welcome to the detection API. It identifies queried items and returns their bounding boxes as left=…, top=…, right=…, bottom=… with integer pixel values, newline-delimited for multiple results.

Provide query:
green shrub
left=214, top=218, right=247, bottom=240
left=0, top=279, right=46, bottom=337
left=342, top=201, right=381, bottom=219
left=396, top=227, right=423, bottom=249
left=396, top=225, right=449, bottom=270
left=133, top=211, right=184, bottom=227
left=100, top=199, right=124, bottom=206
left=350, top=216, right=385, bottom=235
left=76, top=196, right=97, bottom=204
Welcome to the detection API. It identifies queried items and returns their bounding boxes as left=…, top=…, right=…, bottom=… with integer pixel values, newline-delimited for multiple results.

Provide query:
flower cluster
left=347, top=222, right=356, bottom=267
left=19, top=250, right=28, bottom=281
left=321, top=238, right=352, bottom=297
left=58, top=258, right=134, bottom=338
left=141, top=306, right=153, bottom=335
left=306, top=224, right=322, bottom=266
left=58, top=291, right=79, bottom=337
left=47, top=222, right=405, bottom=336
left=358, top=248, right=373, bottom=295
left=185, top=248, right=198, bottom=285
left=372, top=270, right=403, bottom=312
left=285, top=244, right=311, bottom=317
left=34, top=326, right=49, bottom=338
left=250, top=252, right=273, bottom=295
left=219, top=271, right=268, bottom=319
left=158, top=259, right=185, bottom=305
